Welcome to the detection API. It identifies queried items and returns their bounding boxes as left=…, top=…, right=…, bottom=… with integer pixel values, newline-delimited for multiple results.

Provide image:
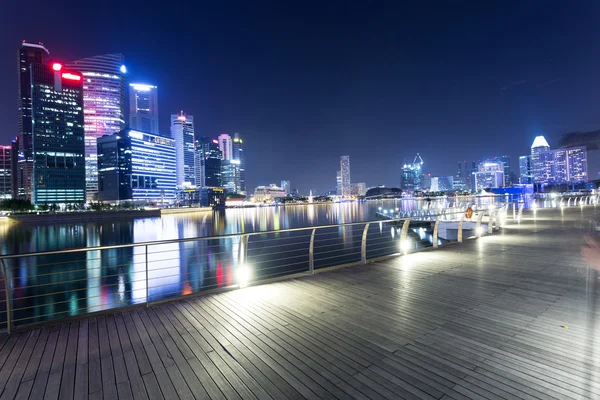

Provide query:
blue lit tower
left=530, top=135, right=550, bottom=185
left=401, top=153, right=423, bottom=192
left=66, top=53, right=126, bottom=201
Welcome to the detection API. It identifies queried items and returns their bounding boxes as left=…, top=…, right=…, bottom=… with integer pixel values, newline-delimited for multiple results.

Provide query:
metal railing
left=0, top=196, right=595, bottom=333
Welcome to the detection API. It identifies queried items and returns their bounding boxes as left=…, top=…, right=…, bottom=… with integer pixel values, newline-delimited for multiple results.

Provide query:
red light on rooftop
left=61, top=72, right=81, bottom=81
left=52, top=63, right=63, bottom=72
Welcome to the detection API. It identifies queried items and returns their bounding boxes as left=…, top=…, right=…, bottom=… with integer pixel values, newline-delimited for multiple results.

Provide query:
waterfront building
left=430, top=176, right=454, bottom=192
left=219, top=133, right=244, bottom=194
left=350, top=182, right=367, bottom=196
left=66, top=54, right=126, bottom=201
left=474, top=171, right=504, bottom=191
left=340, top=155, right=351, bottom=196
left=537, top=146, right=587, bottom=185
left=0, top=145, right=11, bottom=199
left=221, top=159, right=242, bottom=193
left=170, top=112, right=196, bottom=187
left=129, top=83, right=159, bottom=134
left=196, top=137, right=222, bottom=187
left=519, top=155, right=532, bottom=184
left=17, top=41, right=50, bottom=200
left=97, top=129, right=176, bottom=202
left=10, top=139, right=18, bottom=199
left=253, top=184, right=286, bottom=202
left=336, top=171, right=342, bottom=195
left=281, top=180, right=291, bottom=194
left=18, top=48, right=86, bottom=204
left=232, top=133, right=245, bottom=194
left=401, top=154, right=423, bottom=192
left=530, top=136, right=550, bottom=185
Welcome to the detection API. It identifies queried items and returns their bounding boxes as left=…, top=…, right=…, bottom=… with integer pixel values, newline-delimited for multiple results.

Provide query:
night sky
left=2, top=1, right=600, bottom=193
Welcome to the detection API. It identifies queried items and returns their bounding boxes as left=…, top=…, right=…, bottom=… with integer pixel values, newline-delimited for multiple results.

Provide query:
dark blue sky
left=2, top=1, right=600, bottom=193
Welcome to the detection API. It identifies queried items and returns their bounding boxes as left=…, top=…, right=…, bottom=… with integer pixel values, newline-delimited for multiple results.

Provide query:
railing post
left=433, top=218, right=441, bottom=248
left=361, top=223, right=370, bottom=264
left=1, top=259, right=11, bottom=334
left=145, top=245, right=149, bottom=306
left=400, top=219, right=411, bottom=254
left=309, top=229, right=316, bottom=274
left=476, top=211, right=486, bottom=238
left=458, top=214, right=465, bottom=243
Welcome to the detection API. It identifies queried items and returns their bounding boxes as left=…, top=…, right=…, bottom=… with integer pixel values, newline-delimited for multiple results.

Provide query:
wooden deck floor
left=0, top=207, right=599, bottom=399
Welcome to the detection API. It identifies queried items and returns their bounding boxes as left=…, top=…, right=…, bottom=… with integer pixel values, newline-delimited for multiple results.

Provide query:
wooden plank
left=97, top=316, right=117, bottom=400
left=74, top=319, right=88, bottom=399
left=0, top=328, right=41, bottom=399
left=29, top=325, right=60, bottom=399
left=44, top=323, right=70, bottom=400
left=113, top=314, right=149, bottom=400
left=57, top=322, right=79, bottom=400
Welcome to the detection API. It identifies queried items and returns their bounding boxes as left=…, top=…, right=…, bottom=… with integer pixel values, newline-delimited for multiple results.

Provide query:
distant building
left=195, top=137, right=222, bottom=188
left=455, top=161, right=469, bottom=191
left=221, top=160, right=242, bottom=193
left=97, top=129, right=176, bottom=202
left=350, top=182, right=367, bottom=196
left=401, top=154, right=423, bottom=192
left=0, top=145, right=11, bottom=199
left=281, top=180, right=290, bottom=194
left=10, top=138, right=17, bottom=199
left=254, top=184, right=286, bottom=202
left=530, top=136, right=550, bottom=185
left=430, top=176, right=454, bottom=192
left=538, top=146, right=587, bottom=185
left=336, top=171, right=342, bottom=195
left=478, top=160, right=504, bottom=172
left=474, top=171, right=504, bottom=191
left=340, top=156, right=351, bottom=196
left=170, top=112, right=195, bottom=187
left=129, top=83, right=159, bottom=134
left=66, top=53, right=126, bottom=201
left=364, top=187, right=403, bottom=198
left=218, top=133, right=233, bottom=161
left=232, top=133, right=245, bottom=194
left=519, top=155, right=532, bottom=184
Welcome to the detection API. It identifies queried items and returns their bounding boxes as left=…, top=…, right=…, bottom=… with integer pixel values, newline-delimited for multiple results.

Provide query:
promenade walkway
left=0, top=207, right=598, bottom=399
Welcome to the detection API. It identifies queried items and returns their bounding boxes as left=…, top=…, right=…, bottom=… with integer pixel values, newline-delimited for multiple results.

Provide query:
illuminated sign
left=61, top=72, right=81, bottom=81
left=52, top=63, right=63, bottom=71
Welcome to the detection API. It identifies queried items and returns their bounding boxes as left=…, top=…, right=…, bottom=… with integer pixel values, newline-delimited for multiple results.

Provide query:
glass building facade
left=98, top=129, right=176, bottom=202
left=340, top=155, right=351, bottom=196
left=537, top=146, right=587, bottom=185
left=519, top=155, right=532, bottom=184
left=66, top=53, right=126, bottom=201
left=129, top=84, right=159, bottom=134
left=401, top=154, right=423, bottom=192
left=196, top=137, right=222, bottom=188
left=0, top=145, right=11, bottom=199
left=170, top=112, right=195, bottom=187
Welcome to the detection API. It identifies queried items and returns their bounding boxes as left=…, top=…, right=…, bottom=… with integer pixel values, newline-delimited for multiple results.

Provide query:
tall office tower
left=194, top=140, right=205, bottom=188
left=281, top=180, right=290, bottom=194
left=66, top=53, right=126, bottom=201
left=537, top=146, right=587, bottom=186
left=530, top=136, right=550, bottom=185
left=170, top=111, right=195, bottom=187
left=401, top=154, right=423, bottom=192
left=340, top=155, right=351, bottom=196
left=129, top=83, right=158, bottom=134
left=232, top=133, right=245, bottom=194
left=28, top=59, right=86, bottom=203
left=0, top=145, right=12, bottom=199
left=493, top=155, right=511, bottom=186
left=218, top=133, right=233, bottom=161
left=336, top=171, right=342, bottom=195
left=17, top=41, right=50, bottom=200
left=197, top=137, right=222, bottom=187
left=519, top=155, right=532, bottom=184
left=10, top=138, right=18, bottom=199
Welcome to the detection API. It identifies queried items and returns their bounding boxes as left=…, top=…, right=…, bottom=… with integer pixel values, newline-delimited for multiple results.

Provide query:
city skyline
left=2, top=2, right=600, bottom=193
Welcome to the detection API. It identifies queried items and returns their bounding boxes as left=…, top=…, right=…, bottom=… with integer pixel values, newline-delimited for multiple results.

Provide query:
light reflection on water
left=0, top=197, right=523, bottom=326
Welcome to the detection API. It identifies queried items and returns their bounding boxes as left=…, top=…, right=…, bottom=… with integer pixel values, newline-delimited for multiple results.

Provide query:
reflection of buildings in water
left=307, top=205, right=315, bottom=224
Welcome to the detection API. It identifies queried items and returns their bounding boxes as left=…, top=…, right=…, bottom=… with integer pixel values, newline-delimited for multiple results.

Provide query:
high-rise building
left=17, top=41, right=50, bottom=200
left=336, top=171, right=342, bottom=195
left=350, top=182, right=367, bottom=196
left=66, top=53, right=126, bottom=201
left=519, top=155, right=532, bottom=184
left=530, top=136, right=550, bottom=185
left=430, top=176, right=454, bottom=192
left=129, top=83, right=159, bottom=134
left=474, top=171, right=504, bottom=191
left=537, top=146, right=587, bottom=186
left=196, top=137, right=222, bottom=187
left=218, top=133, right=233, bottom=161
left=97, top=129, right=176, bottom=202
left=17, top=46, right=86, bottom=204
left=401, top=154, right=423, bottom=192
left=478, top=160, right=504, bottom=172
left=340, top=155, right=351, bottom=196
left=281, top=180, right=290, bottom=194
left=232, top=133, right=245, bottom=194
left=10, top=138, right=18, bottom=199
left=0, top=145, right=12, bottom=199
left=170, top=111, right=195, bottom=187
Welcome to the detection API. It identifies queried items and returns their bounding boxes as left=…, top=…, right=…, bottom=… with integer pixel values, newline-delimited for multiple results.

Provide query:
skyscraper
left=336, top=171, right=342, bottom=195
left=197, top=137, right=222, bottom=187
left=218, top=133, right=233, bottom=161
left=0, top=145, right=11, bottom=199
left=401, top=154, right=423, bottom=192
left=232, top=133, right=245, bottom=194
left=17, top=41, right=50, bottom=200
left=170, top=111, right=195, bottom=187
left=340, top=155, right=351, bottom=196
left=281, top=180, right=290, bottom=194
left=10, top=138, right=18, bottom=199
left=129, top=83, right=158, bottom=134
left=519, top=155, right=532, bottom=184
left=530, top=135, right=550, bottom=185
left=66, top=53, right=126, bottom=201
left=537, top=146, right=587, bottom=185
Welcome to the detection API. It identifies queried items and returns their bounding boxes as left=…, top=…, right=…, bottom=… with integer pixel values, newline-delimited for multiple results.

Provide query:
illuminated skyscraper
left=129, top=83, right=158, bottom=134
left=170, top=111, right=196, bottom=187
left=281, top=180, right=290, bottom=194
left=0, top=145, right=11, bottom=199
left=336, top=171, right=342, bottom=195
left=196, top=137, right=222, bottom=187
left=66, top=53, right=126, bottom=201
left=530, top=136, right=550, bottom=185
left=340, top=155, right=351, bottom=196
left=218, top=133, right=233, bottom=161
left=519, top=155, right=532, bottom=184
left=17, top=41, right=50, bottom=200
left=401, top=154, right=423, bottom=192
left=232, top=133, right=245, bottom=194
left=537, top=146, right=587, bottom=185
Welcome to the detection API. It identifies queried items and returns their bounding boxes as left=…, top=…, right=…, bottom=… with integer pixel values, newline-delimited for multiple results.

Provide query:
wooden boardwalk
left=0, top=207, right=599, bottom=399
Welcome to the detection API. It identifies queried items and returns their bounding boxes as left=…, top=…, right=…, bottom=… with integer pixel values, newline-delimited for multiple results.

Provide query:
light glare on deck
left=237, top=265, right=251, bottom=288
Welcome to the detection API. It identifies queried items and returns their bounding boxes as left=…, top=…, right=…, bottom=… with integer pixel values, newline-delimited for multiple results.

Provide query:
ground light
left=476, top=226, right=484, bottom=236
left=401, top=239, right=410, bottom=254
left=237, top=265, right=251, bottom=288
